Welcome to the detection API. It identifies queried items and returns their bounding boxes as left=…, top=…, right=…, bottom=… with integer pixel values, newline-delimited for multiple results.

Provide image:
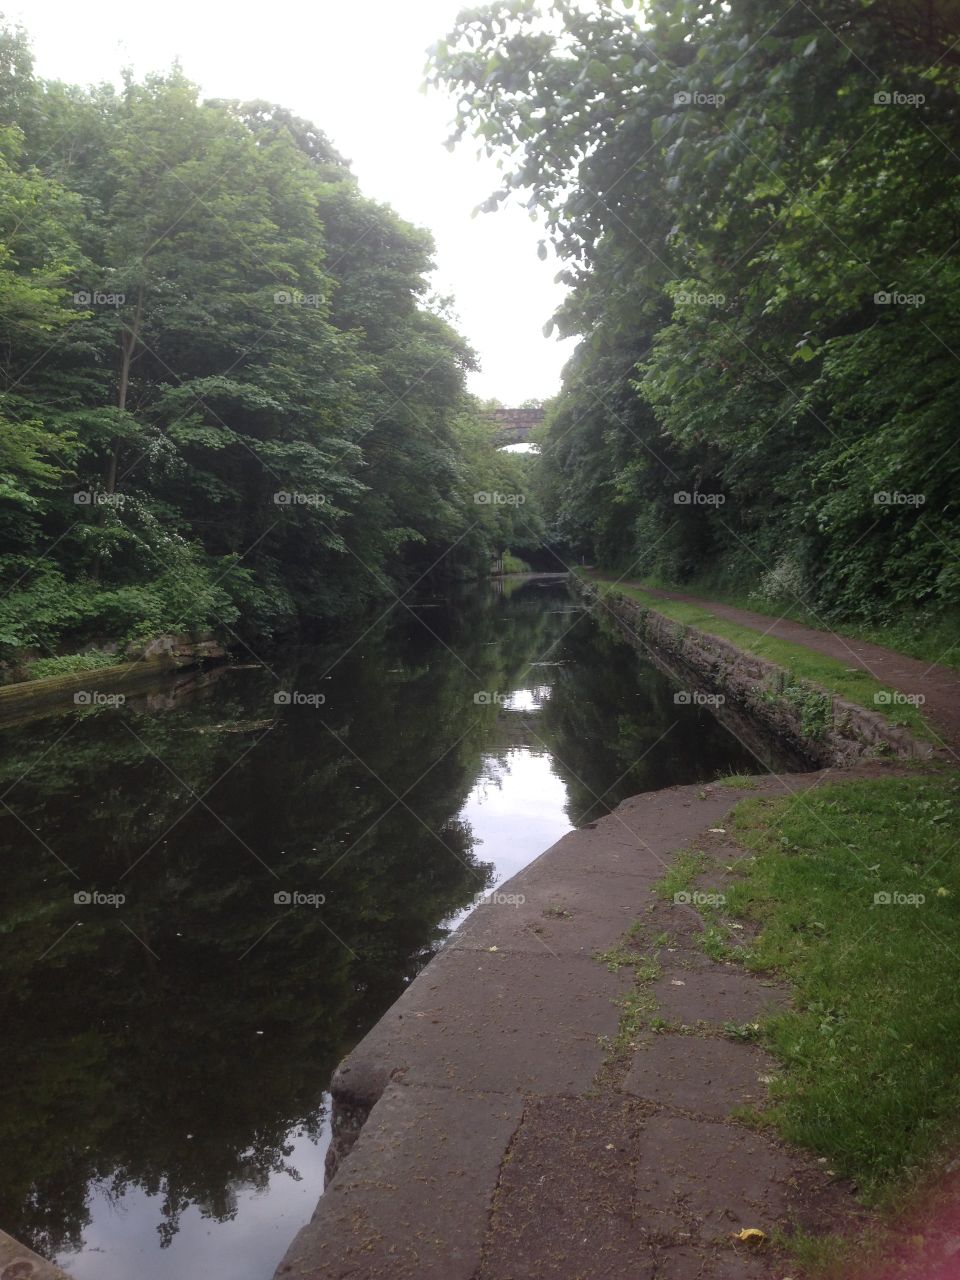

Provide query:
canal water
left=0, top=577, right=795, bottom=1280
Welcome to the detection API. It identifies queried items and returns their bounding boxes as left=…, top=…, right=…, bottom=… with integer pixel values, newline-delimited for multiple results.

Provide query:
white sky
left=14, top=0, right=578, bottom=403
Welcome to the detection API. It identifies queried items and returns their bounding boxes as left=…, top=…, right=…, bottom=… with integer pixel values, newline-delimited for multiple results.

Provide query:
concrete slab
left=476, top=1094, right=658, bottom=1280
left=275, top=1083, right=524, bottom=1280
left=622, top=1034, right=776, bottom=1119
left=333, top=947, right=627, bottom=1105
left=650, top=968, right=789, bottom=1027
left=634, top=1113, right=798, bottom=1242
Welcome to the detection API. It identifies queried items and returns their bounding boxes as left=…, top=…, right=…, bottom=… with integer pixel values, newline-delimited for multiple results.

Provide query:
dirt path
left=613, top=579, right=960, bottom=760
left=274, top=773, right=876, bottom=1280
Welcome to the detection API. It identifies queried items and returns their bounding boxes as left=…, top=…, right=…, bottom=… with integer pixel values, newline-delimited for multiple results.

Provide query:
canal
left=0, top=576, right=797, bottom=1279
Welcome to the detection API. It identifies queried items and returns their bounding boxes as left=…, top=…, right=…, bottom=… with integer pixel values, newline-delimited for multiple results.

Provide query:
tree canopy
left=431, top=0, right=960, bottom=627
left=0, top=23, right=543, bottom=672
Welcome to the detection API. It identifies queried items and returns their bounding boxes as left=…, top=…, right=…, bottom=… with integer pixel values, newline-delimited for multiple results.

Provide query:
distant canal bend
left=0, top=576, right=800, bottom=1280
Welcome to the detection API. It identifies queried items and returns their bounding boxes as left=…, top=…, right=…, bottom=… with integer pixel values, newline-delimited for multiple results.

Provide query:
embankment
left=274, top=772, right=872, bottom=1280
left=576, top=578, right=934, bottom=767
left=0, top=633, right=228, bottom=726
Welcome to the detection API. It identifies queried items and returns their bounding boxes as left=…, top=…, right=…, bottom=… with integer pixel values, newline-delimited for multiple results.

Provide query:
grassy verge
left=25, top=650, right=120, bottom=680
left=594, top=568, right=960, bottom=671
left=666, top=774, right=960, bottom=1208
left=584, top=572, right=933, bottom=741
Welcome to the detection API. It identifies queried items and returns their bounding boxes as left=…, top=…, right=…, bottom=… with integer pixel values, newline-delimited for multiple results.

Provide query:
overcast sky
left=12, top=0, right=578, bottom=404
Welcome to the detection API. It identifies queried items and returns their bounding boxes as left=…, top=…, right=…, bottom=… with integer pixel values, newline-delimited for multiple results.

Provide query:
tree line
left=431, top=0, right=960, bottom=631
left=0, top=23, right=544, bottom=677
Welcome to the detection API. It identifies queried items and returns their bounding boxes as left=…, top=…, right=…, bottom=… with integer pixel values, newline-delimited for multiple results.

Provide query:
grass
left=594, top=921, right=661, bottom=1084
left=714, top=772, right=760, bottom=790
left=652, top=847, right=709, bottom=902
left=712, top=774, right=960, bottom=1206
left=585, top=572, right=933, bottom=740
left=592, top=567, right=960, bottom=670
left=26, top=651, right=119, bottom=680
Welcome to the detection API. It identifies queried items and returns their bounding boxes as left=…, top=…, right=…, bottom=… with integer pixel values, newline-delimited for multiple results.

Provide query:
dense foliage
left=0, top=24, right=543, bottom=673
left=431, top=0, right=960, bottom=628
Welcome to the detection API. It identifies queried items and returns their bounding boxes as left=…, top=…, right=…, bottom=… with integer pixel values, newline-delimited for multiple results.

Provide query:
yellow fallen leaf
left=733, top=1228, right=767, bottom=1246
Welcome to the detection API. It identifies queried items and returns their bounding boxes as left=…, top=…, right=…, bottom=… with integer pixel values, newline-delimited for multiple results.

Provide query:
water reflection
left=0, top=578, right=796, bottom=1279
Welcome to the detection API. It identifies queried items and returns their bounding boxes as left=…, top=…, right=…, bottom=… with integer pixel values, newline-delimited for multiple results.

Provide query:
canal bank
left=274, top=583, right=960, bottom=1280
left=4, top=576, right=802, bottom=1280
left=576, top=575, right=940, bottom=766
left=275, top=770, right=875, bottom=1280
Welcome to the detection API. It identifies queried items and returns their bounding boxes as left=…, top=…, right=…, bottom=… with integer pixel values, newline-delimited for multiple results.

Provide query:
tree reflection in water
left=0, top=579, right=785, bottom=1277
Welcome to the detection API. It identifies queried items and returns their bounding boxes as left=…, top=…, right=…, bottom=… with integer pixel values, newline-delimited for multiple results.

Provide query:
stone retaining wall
left=578, top=581, right=931, bottom=767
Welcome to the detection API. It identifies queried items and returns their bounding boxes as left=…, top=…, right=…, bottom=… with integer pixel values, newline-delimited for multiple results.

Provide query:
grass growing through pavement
left=585, top=573, right=933, bottom=740
left=720, top=774, right=960, bottom=1205
left=594, top=922, right=661, bottom=1086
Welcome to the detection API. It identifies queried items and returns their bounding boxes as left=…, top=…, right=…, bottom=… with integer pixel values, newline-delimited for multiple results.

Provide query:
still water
left=0, top=578, right=794, bottom=1279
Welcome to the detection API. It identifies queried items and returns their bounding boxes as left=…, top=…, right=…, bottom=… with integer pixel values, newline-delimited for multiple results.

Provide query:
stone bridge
left=482, top=407, right=545, bottom=446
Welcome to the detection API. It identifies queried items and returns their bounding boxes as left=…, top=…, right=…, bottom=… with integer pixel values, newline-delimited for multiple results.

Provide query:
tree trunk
left=91, top=285, right=143, bottom=583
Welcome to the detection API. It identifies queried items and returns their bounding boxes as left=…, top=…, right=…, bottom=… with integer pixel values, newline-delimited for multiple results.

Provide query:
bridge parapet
left=482, top=407, right=545, bottom=446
